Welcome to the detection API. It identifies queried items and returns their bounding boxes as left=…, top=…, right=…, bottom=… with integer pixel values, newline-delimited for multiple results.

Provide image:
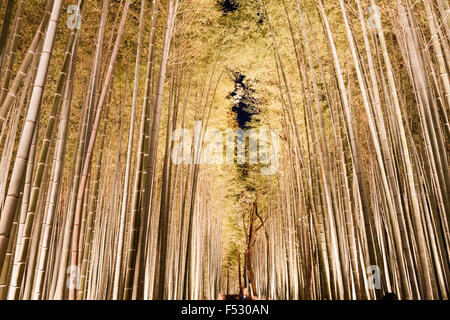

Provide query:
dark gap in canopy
left=227, top=70, right=260, bottom=129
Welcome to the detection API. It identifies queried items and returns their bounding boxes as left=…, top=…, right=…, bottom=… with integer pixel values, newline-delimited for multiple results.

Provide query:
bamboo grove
left=0, top=0, right=448, bottom=300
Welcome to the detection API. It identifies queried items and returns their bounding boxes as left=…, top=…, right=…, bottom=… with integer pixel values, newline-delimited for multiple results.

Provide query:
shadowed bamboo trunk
left=0, top=0, right=63, bottom=273
left=69, top=0, right=132, bottom=300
